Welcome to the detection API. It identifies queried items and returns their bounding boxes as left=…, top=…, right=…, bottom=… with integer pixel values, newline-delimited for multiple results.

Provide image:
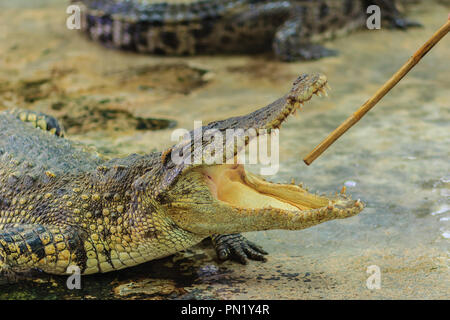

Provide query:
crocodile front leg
left=0, top=224, right=86, bottom=282
left=211, top=234, right=267, bottom=264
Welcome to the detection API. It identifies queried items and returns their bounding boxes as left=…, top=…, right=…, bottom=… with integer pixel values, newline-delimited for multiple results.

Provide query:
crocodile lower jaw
left=200, top=164, right=364, bottom=231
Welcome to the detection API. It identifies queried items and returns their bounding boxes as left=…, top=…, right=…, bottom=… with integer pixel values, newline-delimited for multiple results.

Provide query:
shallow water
left=0, top=0, right=448, bottom=299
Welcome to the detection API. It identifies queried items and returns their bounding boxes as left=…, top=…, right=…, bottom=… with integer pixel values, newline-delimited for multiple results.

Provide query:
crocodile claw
left=212, top=234, right=268, bottom=264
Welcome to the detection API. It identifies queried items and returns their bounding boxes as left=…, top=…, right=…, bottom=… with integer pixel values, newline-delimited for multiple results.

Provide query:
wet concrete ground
left=0, top=0, right=448, bottom=299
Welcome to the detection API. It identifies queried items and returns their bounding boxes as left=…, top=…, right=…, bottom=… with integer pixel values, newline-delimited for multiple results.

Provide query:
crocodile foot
left=390, top=17, right=422, bottom=29
left=212, top=234, right=268, bottom=265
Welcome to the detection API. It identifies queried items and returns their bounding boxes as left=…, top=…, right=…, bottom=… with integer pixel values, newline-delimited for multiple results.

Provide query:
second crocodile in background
left=73, top=0, right=420, bottom=61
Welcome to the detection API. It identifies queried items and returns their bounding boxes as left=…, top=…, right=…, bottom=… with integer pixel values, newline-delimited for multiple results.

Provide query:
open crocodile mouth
left=199, top=164, right=363, bottom=231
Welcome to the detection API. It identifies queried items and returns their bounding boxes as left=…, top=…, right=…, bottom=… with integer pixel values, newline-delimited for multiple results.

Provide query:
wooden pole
left=303, top=18, right=450, bottom=166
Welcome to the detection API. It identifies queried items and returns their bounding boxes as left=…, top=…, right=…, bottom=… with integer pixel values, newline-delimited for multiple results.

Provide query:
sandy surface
left=0, top=0, right=448, bottom=299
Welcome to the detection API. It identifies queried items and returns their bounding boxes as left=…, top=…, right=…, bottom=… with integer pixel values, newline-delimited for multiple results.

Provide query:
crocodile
left=0, top=73, right=364, bottom=280
left=73, top=0, right=420, bottom=61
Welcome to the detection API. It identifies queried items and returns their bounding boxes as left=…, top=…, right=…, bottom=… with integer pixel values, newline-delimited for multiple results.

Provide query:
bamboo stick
left=303, top=18, right=450, bottom=166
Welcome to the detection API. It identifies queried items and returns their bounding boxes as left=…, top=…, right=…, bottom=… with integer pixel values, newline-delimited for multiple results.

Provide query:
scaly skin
left=73, top=0, right=420, bottom=61
left=0, top=73, right=364, bottom=279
